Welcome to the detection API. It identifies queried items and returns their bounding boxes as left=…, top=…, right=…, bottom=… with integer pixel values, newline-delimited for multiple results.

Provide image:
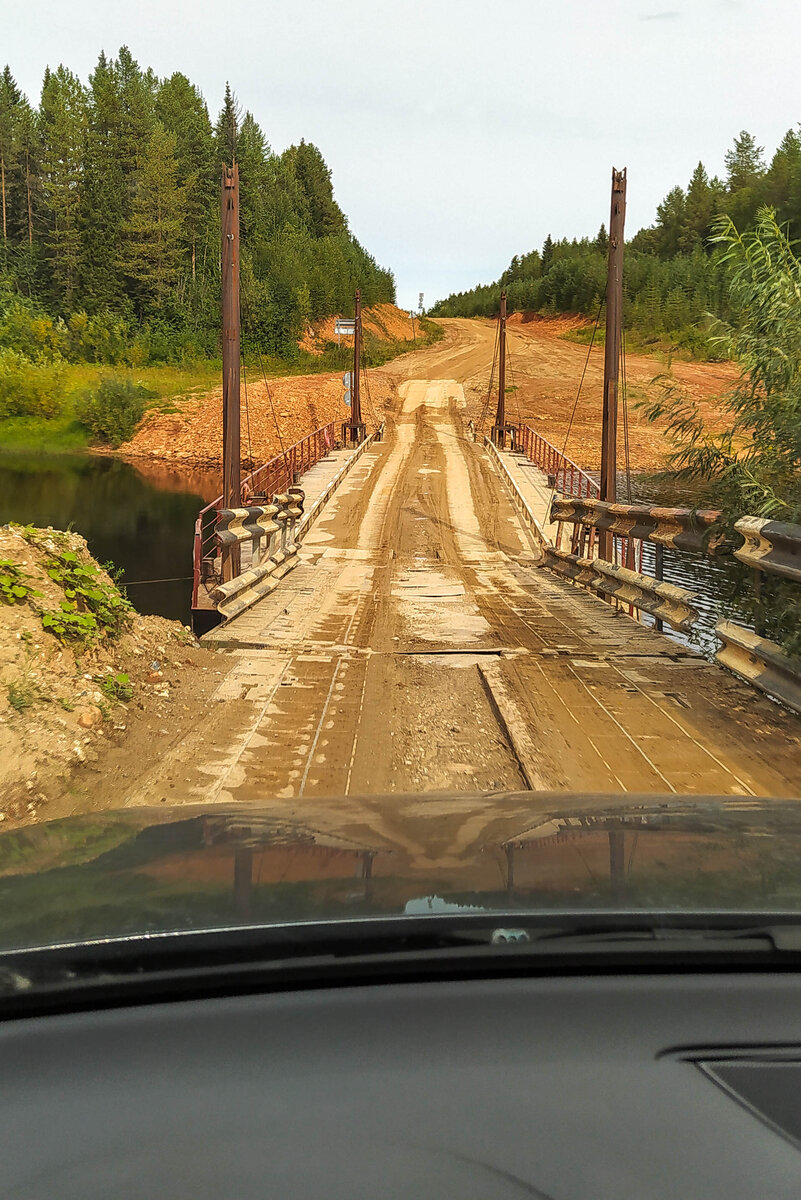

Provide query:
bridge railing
left=516, top=424, right=600, bottom=498
left=191, top=421, right=336, bottom=614
left=546, top=492, right=801, bottom=713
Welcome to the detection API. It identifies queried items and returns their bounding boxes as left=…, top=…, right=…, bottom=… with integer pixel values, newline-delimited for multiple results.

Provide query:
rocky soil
left=0, top=523, right=224, bottom=827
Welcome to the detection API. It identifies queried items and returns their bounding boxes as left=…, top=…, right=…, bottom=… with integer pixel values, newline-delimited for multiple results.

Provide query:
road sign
left=342, top=371, right=353, bottom=389
left=335, top=319, right=356, bottom=336
left=343, top=389, right=351, bottom=407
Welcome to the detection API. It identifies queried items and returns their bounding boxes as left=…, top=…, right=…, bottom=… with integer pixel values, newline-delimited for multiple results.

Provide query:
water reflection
left=2, top=795, right=801, bottom=950
left=0, top=452, right=218, bottom=623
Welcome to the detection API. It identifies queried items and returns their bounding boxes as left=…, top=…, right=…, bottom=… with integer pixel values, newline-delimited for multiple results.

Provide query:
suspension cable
left=240, top=338, right=254, bottom=483
left=546, top=298, right=605, bottom=511
left=477, top=318, right=501, bottom=435
left=621, top=316, right=633, bottom=503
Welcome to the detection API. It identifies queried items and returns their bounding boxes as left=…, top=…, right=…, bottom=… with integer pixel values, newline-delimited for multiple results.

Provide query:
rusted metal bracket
left=734, top=516, right=801, bottom=583
left=550, top=496, right=724, bottom=553
left=543, top=547, right=700, bottom=632
left=715, top=620, right=801, bottom=715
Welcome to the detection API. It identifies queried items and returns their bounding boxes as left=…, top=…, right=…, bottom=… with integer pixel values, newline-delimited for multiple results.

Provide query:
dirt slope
left=119, top=315, right=737, bottom=476
left=0, top=524, right=223, bottom=826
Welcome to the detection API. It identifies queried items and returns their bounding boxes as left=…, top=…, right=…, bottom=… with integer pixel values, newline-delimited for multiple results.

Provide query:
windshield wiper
left=3, top=914, right=801, bottom=1017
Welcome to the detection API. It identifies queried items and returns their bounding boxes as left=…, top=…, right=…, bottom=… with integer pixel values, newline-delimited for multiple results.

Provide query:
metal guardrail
left=516, top=424, right=599, bottom=498
left=549, top=496, right=724, bottom=553
left=211, top=490, right=305, bottom=622
left=484, top=435, right=550, bottom=546
left=296, top=423, right=384, bottom=541
left=715, top=620, right=801, bottom=715
left=544, top=547, right=700, bottom=632
left=191, top=422, right=336, bottom=615
left=734, top=516, right=801, bottom=583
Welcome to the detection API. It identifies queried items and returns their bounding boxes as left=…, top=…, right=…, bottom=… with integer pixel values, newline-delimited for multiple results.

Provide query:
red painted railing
left=191, top=422, right=336, bottom=613
left=516, top=424, right=600, bottom=499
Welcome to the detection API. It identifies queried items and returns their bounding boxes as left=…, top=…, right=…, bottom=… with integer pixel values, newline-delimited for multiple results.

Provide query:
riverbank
left=0, top=305, right=440, bottom=460
left=0, top=523, right=229, bottom=827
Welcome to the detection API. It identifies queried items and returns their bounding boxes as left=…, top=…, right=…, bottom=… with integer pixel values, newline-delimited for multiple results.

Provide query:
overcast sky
left=4, top=0, right=799, bottom=309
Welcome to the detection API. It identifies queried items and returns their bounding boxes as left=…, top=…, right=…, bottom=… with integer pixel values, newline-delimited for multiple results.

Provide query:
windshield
left=1, top=0, right=801, bottom=956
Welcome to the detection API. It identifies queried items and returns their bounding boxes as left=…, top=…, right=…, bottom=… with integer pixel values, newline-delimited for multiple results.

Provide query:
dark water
left=628, top=474, right=751, bottom=654
left=0, top=453, right=219, bottom=624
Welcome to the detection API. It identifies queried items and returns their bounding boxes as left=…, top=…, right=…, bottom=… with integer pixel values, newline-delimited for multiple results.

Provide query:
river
left=0, top=453, right=219, bottom=625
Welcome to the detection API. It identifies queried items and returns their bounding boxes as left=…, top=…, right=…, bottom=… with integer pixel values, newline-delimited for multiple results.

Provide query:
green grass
left=0, top=322, right=444, bottom=455
left=0, top=361, right=222, bottom=454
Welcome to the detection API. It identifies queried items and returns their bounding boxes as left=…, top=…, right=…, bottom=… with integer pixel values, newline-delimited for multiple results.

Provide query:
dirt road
left=76, top=341, right=801, bottom=821
left=374, top=316, right=738, bottom=472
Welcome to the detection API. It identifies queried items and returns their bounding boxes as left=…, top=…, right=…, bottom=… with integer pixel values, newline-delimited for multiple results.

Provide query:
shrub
left=76, top=376, right=155, bottom=446
left=44, top=549, right=132, bottom=639
left=0, top=559, right=38, bottom=606
left=0, top=349, right=65, bottom=419
left=6, top=678, right=37, bottom=712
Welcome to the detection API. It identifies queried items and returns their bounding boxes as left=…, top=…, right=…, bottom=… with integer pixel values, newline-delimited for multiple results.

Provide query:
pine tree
left=680, top=163, right=717, bottom=251
left=79, top=51, right=126, bottom=310
left=724, top=130, right=766, bottom=192
left=39, top=65, right=87, bottom=305
left=156, top=73, right=214, bottom=284
left=215, top=83, right=240, bottom=166
left=119, top=125, right=183, bottom=311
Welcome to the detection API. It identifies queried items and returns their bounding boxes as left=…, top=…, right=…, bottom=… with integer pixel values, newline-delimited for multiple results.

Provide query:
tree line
left=0, top=49, right=395, bottom=366
left=430, top=129, right=801, bottom=359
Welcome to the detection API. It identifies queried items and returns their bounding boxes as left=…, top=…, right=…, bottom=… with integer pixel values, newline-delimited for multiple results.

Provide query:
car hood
left=1, top=791, right=801, bottom=952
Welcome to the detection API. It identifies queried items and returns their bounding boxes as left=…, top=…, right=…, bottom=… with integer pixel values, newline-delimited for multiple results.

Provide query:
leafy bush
left=6, top=678, right=37, bottom=712
left=99, top=672, right=133, bottom=702
left=0, top=296, right=69, bottom=359
left=40, top=549, right=132, bottom=642
left=67, top=310, right=132, bottom=365
left=0, top=559, right=38, bottom=606
left=0, top=349, right=64, bottom=418
left=638, top=209, right=801, bottom=656
left=40, top=602, right=99, bottom=645
left=76, top=376, right=155, bottom=446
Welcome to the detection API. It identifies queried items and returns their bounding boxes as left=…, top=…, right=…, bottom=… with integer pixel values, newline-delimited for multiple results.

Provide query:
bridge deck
left=128, top=379, right=801, bottom=809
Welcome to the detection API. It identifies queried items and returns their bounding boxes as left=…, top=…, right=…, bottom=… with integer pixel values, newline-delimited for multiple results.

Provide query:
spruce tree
left=119, top=125, right=183, bottom=312
left=39, top=65, right=87, bottom=305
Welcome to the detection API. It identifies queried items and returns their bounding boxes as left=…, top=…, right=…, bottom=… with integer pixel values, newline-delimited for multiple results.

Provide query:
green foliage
left=0, top=348, right=65, bottom=418
left=6, top=677, right=36, bottom=712
left=98, top=671, right=133, bottom=702
left=40, top=602, right=99, bottom=644
left=638, top=209, right=801, bottom=655
left=0, top=52, right=395, bottom=376
left=40, top=547, right=132, bottom=641
left=0, top=558, right=38, bottom=605
left=76, top=376, right=155, bottom=446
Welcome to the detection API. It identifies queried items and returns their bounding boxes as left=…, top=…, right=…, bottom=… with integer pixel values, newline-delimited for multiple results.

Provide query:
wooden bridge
left=129, top=372, right=801, bottom=810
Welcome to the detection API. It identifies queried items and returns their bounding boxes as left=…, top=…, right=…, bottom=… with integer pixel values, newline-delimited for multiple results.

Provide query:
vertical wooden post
left=600, top=168, right=626, bottom=561
left=221, top=163, right=241, bottom=582
left=352, top=288, right=362, bottom=431
left=493, top=290, right=507, bottom=446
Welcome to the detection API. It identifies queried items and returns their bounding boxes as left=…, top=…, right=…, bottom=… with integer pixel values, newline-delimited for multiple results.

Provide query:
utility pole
left=343, top=289, right=366, bottom=445
left=221, top=162, right=241, bottom=582
left=492, top=290, right=508, bottom=447
left=599, top=167, right=626, bottom=561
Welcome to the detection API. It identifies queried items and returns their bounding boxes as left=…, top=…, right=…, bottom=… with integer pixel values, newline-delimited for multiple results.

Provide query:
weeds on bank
left=0, top=559, right=39, bottom=606
left=6, top=677, right=37, bottom=712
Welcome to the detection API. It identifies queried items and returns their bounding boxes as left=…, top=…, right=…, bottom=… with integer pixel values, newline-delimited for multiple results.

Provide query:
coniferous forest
left=431, top=130, right=800, bottom=359
left=0, top=48, right=395, bottom=375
